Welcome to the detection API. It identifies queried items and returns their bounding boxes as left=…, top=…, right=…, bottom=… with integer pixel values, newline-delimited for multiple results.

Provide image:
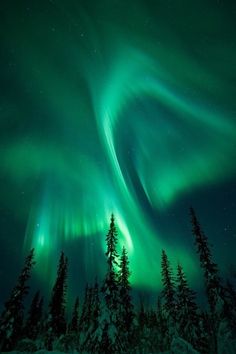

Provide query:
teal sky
left=0, top=0, right=236, bottom=302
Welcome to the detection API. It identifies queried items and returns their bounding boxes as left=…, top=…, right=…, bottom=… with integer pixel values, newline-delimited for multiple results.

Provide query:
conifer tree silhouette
left=138, top=298, right=147, bottom=331
left=24, top=290, right=43, bottom=340
left=46, top=251, right=68, bottom=349
left=100, top=214, right=122, bottom=353
left=118, top=246, right=134, bottom=335
left=190, top=207, right=225, bottom=352
left=220, top=280, right=236, bottom=336
left=0, top=249, right=35, bottom=351
left=79, top=283, right=92, bottom=334
left=69, top=296, right=79, bottom=333
left=176, top=263, right=206, bottom=351
left=160, top=249, right=176, bottom=345
left=82, top=279, right=101, bottom=352
left=156, top=296, right=168, bottom=351
left=91, top=279, right=100, bottom=331
left=161, top=250, right=176, bottom=320
left=190, top=208, right=221, bottom=314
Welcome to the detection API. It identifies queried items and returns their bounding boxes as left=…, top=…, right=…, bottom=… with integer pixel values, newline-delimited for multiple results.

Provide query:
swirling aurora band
left=0, top=0, right=236, bottom=292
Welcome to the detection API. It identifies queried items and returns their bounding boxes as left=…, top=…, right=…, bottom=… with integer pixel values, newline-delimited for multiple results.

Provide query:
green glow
left=1, top=0, right=236, bottom=290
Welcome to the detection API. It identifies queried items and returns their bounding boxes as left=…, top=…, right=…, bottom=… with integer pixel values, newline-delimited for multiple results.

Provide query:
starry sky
left=0, top=0, right=236, bottom=304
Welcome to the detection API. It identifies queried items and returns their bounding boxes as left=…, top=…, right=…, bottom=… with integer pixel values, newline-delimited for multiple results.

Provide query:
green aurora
left=0, top=0, right=236, bottom=296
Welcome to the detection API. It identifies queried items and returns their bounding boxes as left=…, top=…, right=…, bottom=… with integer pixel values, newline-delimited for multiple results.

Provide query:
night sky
left=0, top=0, right=236, bottom=305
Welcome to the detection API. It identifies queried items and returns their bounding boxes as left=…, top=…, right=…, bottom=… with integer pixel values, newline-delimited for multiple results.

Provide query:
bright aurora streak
left=0, top=0, right=236, bottom=297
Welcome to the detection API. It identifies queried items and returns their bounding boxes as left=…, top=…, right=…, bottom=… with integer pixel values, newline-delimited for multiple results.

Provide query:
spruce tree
left=190, top=207, right=225, bottom=353
left=69, top=296, right=79, bottom=333
left=96, top=214, right=122, bottom=353
left=46, top=251, right=68, bottom=348
left=161, top=250, right=176, bottom=320
left=24, top=290, right=43, bottom=340
left=91, top=279, right=100, bottom=331
left=156, top=296, right=168, bottom=351
left=105, top=213, right=119, bottom=276
left=79, top=284, right=88, bottom=332
left=137, top=298, right=160, bottom=353
left=138, top=298, right=147, bottom=331
left=146, top=309, right=160, bottom=353
left=160, top=249, right=176, bottom=346
left=223, top=280, right=236, bottom=332
left=190, top=207, right=221, bottom=314
left=83, top=279, right=101, bottom=352
left=79, top=284, right=92, bottom=334
left=0, top=248, right=35, bottom=351
left=176, top=264, right=206, bottom=351
left=79, top=283, right=94, bottom=351
left=137, top=298, right=148, bottom=352
left=118, top=246, right=134, bottom=337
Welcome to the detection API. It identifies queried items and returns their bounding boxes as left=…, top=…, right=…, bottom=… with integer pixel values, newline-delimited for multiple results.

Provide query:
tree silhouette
left=161, top=250, right=176, bottom=320
left=99, top=214, right=122, bottom=353
left=24, top=290, right=43, bottom=340
left=222, top=280, right=236, bottom=333
left=79, top=284, right=92, bottom=336
left=156, top=296, right=168, bottom=351
left=176, top=263, right=206, bottom=351
left=190, top=207, right=221, bottom=314
left=82, top=279, right=101, bottom=352
left=118, top=246, right=134, bottom=336
left=161, top=249, right=176, bottom=345
left=69, top=296, right=79, bottom=333
left=0, top=249, right=35, bottom=351
left=190, top=207, right=227, bottom=353
left=46, top=251, right=68, bottom=348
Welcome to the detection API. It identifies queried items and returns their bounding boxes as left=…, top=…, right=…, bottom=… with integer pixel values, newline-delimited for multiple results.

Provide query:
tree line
left=0, top=209, right=235, bottom=353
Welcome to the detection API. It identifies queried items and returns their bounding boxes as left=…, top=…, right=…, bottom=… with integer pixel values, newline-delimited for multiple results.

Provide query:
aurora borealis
left=0, top=0, right=236, bottom=302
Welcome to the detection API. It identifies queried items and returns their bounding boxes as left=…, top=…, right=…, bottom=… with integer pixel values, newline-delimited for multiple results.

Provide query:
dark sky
left=0, top=0, right=236, bottom=305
